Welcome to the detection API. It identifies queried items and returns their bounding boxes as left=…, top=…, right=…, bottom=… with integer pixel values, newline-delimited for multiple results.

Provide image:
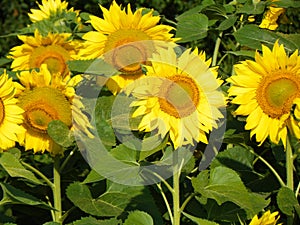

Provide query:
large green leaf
left=182, top=212, right=220, bottom=225
left=234, top=25, right=300, bottom=53
left=0, top=152, right=42, bottom=185
left=277, top=187, right=299, bottom=216
left=71, top=217, right=121, bottom=225
left=192, top=166, right=269, bottom=218
left=82, top=169, right=105, bottom=184
left=123, top=211, right=153, bottom=225
left=47, top=120, right=74, bottom=148
left=66, top=182, right=162, bottom=223
left=0, top=183, right=51, bottom=209
left=175, top=13, right=208, bottom=43
left=67, top=58, right=117, bottom=76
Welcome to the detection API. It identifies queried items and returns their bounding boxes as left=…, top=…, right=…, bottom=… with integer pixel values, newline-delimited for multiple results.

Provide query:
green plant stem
left=173, top=158, right=184, bottom=225
left=156, top=183, right=173, bottom=224
left=21, top=161, right=54, bottom=189
left=53, top=155, right=62, bottom=224
left=180, top=193, right=197, bottom=212
left=212, top=32, right=223, bottom=67
left=249, top=149, right=285, bottom=187
left=59, top=146, right=77, bottom=173
left=286, top=136, right=294, bottom=191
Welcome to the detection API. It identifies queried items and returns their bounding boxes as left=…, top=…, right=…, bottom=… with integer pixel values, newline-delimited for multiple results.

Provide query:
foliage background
left=1, top=0, right=300, bottom=225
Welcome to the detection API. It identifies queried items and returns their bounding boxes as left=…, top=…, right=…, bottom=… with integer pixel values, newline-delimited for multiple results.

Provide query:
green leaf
left=182, top=212, right=220, bottom=225
left=72, top=217, right=121, bottom=225
left=66, top=182, right=136, bottom=217
left=237, top=1, right=266, bottom=14
left=94, top=96, right=117, bottom=149
left=192, top=166, right=269, bottom=218
left=210, top=146, right=254, bottom=171
left=43, top=222, right=61, bottom=225
left=67, top=182, right=162, bottom=224
left=47, top=120, right=74, bottom=148
left=175, top=13, right=208, bottom=43
left=0, top=183, right=51, bottom=209
left=123, top=211, right=154, bottom=225
left=110, top=144, right=139, bottom=165
left=217, top=15, right=237, bottom=31
left=0, top=152, right=42, bottom=185
left=226, top=50, right=255, bottom=58
left=234, top=25, right=300, bottom=53
left=82, top=169, right=105, bottom=184
left=277, top=187, right=299, bottom=216
left=67, top=58, right=117, bottom=76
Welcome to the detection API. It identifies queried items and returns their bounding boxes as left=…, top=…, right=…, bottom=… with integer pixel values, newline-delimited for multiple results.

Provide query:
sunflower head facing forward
left=9, top=30, right=81, bottom=78
left=127, top=47, right=225, bottom=149
left=228, top=41, right=300, bottom=146
left=78, top=0, right=178, bottom=94
left=16, top=64, right=93, bottom=155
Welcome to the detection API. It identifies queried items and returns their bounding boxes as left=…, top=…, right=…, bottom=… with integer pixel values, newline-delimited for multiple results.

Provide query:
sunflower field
left=0, top=0, right=300, bottom=224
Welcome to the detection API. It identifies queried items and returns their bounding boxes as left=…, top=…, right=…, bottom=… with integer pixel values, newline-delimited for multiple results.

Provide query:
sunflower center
left=257, top=73, right=300, bottom=118
left=159, top=75, right=200, bottom=118
left=0, top=98, right=5, bottom=125
left=30, top=45, right=70, bottom=76
left=18, top=87, right=72, bottom=133
left=104, top=29, right=152, bottom=74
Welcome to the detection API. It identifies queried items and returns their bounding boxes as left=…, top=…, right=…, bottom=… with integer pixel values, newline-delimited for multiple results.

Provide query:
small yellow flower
left=227, top=41, right=300, bottom=146
left=16, top=64, right=93, bottom=154
left=0, top=71, right=25, bottom=150
left=249, top=211, right=281, bottom=225
left=259, top=1, right=285, bottom=30
left=28, top=0, right=80, bottom=23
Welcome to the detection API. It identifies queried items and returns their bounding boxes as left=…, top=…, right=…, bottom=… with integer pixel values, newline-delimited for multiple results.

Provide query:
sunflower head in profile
left=78, top=0, right=178, bottom=94
left=8, top=30, right=81, bottom=78
left=126, top=47, right=225, bottom=149
left=227, top=41, right=300, bottom=146
left=0, top=71, right=25, bottom=151
left=259, top=0, right=285, bottom=30
left=28, top=0, right=80, bottom=23
left=249, top=210, right=281, bottom=225
left=16, top=64, right=93, bottom=155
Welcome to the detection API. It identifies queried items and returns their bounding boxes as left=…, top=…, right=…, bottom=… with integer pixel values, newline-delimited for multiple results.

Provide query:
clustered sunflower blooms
left=126, top=47, right=225, bottom=149
left=1, top=0, right=94, bottom=155
left=78, top=0, right=178, bottom=94
left=249, top=211, right=281, bottom=225
left=227, top=41, right=300, bottom=146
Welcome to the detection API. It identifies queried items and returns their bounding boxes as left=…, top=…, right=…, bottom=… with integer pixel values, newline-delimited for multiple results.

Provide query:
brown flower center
left=256, top=72, right=300, bottom=118
left=159, top=75, right=200, bottom=118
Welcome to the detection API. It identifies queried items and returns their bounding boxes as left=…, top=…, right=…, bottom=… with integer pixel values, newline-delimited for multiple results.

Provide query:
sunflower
left=0, top=71, right=25, bottom=150
left=8, top=30, right=81, bottom=78
left=126, top=47, right=225, bottom=149
left=249, top=211, right=281, bottom=225
left=78, top=0, right=178, bottom=94
left=227, top=41, right=300, bottom=146
left=259, top=1, right=285, bottom=30
left=16, top=64, right=93, bottom=154
left=28, top=0, right=79, bottom=23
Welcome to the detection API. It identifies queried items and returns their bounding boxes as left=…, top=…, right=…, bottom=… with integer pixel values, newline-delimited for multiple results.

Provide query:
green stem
left=156, top=183, right=173, bottom=224
left=59, top=146, right=77, bottom=173
left=53, top=155, right=62, bottom=224
left=180, top=193, right=197, bottom=212
left=249, top=149, right=285, bottom=187
left=286, top=135, right=294, bottom=191
left=173, top=158, right=184, bottom=225
left=21, top=161, right=54, bottom=189
left=212, top=32, right=223, bottom=67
